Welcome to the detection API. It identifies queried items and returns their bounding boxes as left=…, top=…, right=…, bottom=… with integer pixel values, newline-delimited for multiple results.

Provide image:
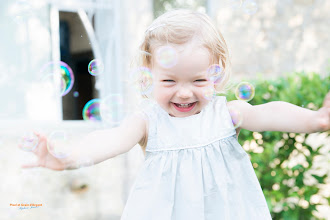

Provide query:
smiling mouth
left=172, top=102, right=197, bottom=112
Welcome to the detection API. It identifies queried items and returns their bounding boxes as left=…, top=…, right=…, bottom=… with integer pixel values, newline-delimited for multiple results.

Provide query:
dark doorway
left=59, top=11, right=99, bottom=120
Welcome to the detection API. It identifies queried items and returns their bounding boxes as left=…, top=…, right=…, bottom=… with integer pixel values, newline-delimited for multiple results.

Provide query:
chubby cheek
left=196, top=88, right=212, bottom=107
left=153, top=87, right=172, bottom=106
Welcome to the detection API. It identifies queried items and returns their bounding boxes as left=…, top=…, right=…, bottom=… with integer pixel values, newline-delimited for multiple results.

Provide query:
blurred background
left=0, top=0, right=329, bottom=219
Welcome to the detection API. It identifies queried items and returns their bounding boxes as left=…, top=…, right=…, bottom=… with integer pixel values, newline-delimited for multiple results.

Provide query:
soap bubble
left=82, top=99, right=101, bottom=121
left=88, top=59, right=104, bottom=76
left=227, top=106, right=243, bottom=128
left=39, top=61, right=74, bottom=96
left=19, top=131, right=38, bottom=152
left=100, top=94, right=126, bottom=125
left=206, top=64, right=223, bottom=84
left=73, top=91, right=79, bottom=97
left=235, top=82, right=255, bottom=101
left=155, top=46, right=178, bottom=69
left=129, top=67, right=154, bottom=95
left=203, top=86, right=216, bottom=101
left=47, top=131, right=72, bottom=159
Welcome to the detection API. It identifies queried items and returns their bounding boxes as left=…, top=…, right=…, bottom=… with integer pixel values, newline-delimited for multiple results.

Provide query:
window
left=59, top=11, right=99, bottom=120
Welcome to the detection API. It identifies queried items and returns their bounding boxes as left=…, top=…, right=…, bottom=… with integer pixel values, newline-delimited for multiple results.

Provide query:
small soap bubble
left=47, top=131, right=72, bottom=159
left=129, top=67, right=154, bottom=95
left=203, top=86, right=216, bottom=101
left=227, top=106, right=243, bottom=128
left=73, top=91, right=79, bottom=97
left=206, top=64, right=223, bottom=84
left=100, top=94, right=126, bottom=125
left=235, top=82, right=255, bottom=101
left=19, top=131, right=38, bottom=152
left=39, top=61, right=74, bottom=96
left=82, top=99, right=101, bottom=121
left=155, top=46, right=178, bottom=69
left=242, top=0, right=258, bottom=15
left=88, top=59, right=104, bottom=76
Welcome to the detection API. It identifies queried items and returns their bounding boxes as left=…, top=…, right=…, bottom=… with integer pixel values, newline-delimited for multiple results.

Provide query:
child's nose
left=177, top=86, right=193, bottom=99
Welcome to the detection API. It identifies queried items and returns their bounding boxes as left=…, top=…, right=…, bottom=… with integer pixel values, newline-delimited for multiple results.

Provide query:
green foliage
left=226, top=72, right=330, bottom=220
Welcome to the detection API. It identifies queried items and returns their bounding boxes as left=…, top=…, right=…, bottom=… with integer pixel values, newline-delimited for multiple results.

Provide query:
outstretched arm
left=227, top=92, right=330, bottom=133
left=20, top=112, right=147, bottom=170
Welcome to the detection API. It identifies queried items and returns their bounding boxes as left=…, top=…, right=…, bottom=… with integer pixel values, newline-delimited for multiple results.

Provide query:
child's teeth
left=178, top=103, right=192, bottom=107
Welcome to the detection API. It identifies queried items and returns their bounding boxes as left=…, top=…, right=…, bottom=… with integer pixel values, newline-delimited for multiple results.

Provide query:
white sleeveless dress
left=121, top=96, right=272, bottom=220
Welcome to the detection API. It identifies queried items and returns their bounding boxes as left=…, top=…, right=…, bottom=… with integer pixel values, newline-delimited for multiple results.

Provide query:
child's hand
left=18, top=132, right=67, bottom=171
left=317, top=92, right=330, bottom=132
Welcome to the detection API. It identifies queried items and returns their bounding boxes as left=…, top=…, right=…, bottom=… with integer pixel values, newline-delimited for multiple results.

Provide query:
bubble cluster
left=235, top=82, right=255, bottom=101
left=228, top=106, right=243, bottom=128
left=129, top=67, right=154, bottom=95
left=100, top=94, right=125, bottom=125
left=19, top=131, right=38, bottom=152
left=39, top=61, right=74, bottom=96
left=155, top=46, right=178, bottom=69
left=88, top=59, right=104, bottom=76
left=47, top=131, right=72, bottom=159
left=207, top=64, right=223, bottom=84
left=82, top=99, right=101, bottom=121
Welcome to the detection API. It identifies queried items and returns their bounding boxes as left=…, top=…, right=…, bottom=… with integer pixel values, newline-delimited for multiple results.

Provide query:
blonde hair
left=133, top=9, right=232, bottom=95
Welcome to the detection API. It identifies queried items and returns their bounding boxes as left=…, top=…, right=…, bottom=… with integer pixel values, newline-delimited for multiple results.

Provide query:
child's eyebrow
left=162, top=73, right=175, bottom=77
left=160, top=72, right=207, bottom=78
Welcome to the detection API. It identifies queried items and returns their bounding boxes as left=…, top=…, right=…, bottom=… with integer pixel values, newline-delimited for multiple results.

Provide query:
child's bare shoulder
left=118, top=112, right=148, bottom=147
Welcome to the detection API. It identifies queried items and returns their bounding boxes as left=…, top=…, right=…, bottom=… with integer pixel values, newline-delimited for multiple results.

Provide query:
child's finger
left=33, top=130, right=40, bottom=135
left=33, top=131, right=46, bottom=141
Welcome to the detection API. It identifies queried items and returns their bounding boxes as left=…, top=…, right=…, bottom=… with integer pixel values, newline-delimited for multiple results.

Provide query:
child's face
left=152, top=41, right=213, bottom=117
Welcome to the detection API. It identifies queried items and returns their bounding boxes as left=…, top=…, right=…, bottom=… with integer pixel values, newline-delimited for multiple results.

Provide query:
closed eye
left=195, top=79, right=207, bottom=82
left=163, top=80, right=175, bottom=82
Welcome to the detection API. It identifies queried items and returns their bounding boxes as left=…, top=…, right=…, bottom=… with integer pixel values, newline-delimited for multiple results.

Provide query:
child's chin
left=171, top=111, right=196, bottom=118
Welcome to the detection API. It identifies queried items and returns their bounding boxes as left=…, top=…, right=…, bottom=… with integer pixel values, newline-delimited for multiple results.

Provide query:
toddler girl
left=21, top=9, right=330, bottom=220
